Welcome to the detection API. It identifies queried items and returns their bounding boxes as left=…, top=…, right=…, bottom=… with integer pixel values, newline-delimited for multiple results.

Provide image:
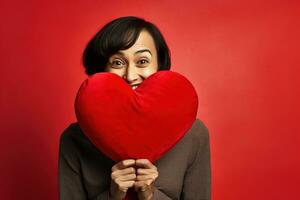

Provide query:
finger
left=134, top=180, right=153, bottom=191
left=111, top=167, right=136, bottom=179
left=135, top=159, right=156, bottom=169
left=136, top=174, right=158, bottom=181
left=116, top=173, right=136, bottom=181
left=136, top=168, right=157, bottom=175
left=112, top=159, right=136, bottom=171
left=117, top=180, right=135, bottom=192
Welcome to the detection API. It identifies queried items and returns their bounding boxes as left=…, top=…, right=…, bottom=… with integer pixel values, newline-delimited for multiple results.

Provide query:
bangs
left=97, top=23, right=144, bottom=58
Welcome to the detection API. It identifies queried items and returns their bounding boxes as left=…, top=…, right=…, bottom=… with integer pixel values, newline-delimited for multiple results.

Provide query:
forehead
left=118, top=30, right=157, bottom=55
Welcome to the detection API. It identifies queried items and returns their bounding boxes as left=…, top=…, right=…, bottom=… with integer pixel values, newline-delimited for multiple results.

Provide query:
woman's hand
left=109, top=159, right=136, bottom=200
left=134, top=159, right=159, bottom=200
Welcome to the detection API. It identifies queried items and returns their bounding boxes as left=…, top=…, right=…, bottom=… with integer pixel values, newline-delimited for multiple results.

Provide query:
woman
left=58, top=16, right=211, bottom=200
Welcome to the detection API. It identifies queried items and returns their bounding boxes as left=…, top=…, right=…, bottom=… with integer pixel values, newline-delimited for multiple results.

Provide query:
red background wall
left=1, top=0, right=299, bottom=199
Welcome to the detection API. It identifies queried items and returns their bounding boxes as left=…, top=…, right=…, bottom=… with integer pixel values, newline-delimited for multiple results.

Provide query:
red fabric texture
left=75, top=70, right=198, bottom=199
left=75, top=70, right=198, bottom=163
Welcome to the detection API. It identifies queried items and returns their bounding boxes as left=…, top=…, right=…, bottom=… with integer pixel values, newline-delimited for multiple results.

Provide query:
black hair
left=82, top=16, right=171, bottom=76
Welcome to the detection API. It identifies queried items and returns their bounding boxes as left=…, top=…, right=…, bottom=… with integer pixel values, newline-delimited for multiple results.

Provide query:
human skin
left=105, top=29, right=159, bottom=90
left=109, top=159, right=158, bottom=200
left=105, top=30, right=160, bottom=200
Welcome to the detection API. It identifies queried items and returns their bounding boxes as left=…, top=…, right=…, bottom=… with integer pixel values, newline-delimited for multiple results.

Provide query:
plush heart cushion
left=74, top=70, right=198, bottom=162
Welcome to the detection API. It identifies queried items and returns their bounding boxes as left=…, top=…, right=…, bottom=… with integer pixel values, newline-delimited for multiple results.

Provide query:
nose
left=123, top=65, right=139, bottom=84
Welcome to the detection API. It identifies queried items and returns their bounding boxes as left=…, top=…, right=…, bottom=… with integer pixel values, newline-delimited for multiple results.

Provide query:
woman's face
left=104, top=30, right=159, bottom=90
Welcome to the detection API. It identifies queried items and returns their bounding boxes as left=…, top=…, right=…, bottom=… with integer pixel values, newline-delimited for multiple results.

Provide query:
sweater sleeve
left=58, top=126, right=88, bottom=200
left=152, top=187, right=172, bottom=200
left=180, top=120, right=211, bottom=200
left=58, top=125, right=111, bottom=200
left=94, top=190, right=110, bottom=200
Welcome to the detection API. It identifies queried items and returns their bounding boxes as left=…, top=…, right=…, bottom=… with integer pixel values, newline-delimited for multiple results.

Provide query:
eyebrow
left=114, top=49, right=152, bottom=56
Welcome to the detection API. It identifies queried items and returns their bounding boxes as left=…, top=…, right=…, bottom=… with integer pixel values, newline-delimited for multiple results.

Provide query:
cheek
left=140, top=67, right=158, bottom=78
left=106, top=68, right=124, bottom=77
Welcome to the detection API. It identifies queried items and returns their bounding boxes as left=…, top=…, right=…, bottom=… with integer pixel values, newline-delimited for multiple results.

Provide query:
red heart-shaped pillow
left=74, top=70, right=198, bottom=162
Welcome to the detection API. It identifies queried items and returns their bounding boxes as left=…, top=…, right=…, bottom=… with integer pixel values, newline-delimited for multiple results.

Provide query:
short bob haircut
left=82, top=16, right=171, bottom=76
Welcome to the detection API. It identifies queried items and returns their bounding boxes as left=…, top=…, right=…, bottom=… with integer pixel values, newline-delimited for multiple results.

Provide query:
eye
left=111, top=59, right=125, bottom=68
left=137, top=59, right=149, bottom=65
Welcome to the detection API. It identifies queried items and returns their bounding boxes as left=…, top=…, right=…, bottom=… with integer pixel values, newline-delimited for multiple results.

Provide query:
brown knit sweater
left=58, top=118, right=211, bottom=200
